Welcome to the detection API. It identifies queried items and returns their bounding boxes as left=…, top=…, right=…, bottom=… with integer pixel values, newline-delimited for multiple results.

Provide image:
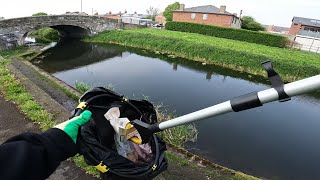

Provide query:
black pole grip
left=230, top=92, right=263, bottom=112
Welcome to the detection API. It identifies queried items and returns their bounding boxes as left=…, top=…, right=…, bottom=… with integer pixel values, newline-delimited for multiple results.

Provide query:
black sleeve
left=0, top=128, right=78, bottom=180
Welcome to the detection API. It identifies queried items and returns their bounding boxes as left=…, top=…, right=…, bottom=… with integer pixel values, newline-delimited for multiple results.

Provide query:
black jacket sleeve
left=0, top=128, right=78, bottom=180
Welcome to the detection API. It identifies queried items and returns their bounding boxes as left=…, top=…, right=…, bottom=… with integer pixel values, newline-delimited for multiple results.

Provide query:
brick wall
left=155, top=14, right=166, bottom=24
left=173, top=12, right=233, bottom=27
left=288, top=22, right=302, bottom=36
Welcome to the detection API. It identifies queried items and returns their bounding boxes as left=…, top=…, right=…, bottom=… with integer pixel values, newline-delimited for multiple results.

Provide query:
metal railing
left=291, top=43, right=320, bottom=53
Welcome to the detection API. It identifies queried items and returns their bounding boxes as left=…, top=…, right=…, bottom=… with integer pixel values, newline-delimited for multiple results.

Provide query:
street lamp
left=81, top=0, right=83, bottom=13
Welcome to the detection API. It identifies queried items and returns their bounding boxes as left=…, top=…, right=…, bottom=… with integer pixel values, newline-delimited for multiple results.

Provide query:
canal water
left=33, top=40, right=320, bottom=180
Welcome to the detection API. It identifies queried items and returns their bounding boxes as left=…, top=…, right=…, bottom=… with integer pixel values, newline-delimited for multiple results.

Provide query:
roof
left=292, top=17, right=320, bottom=28
left=174, top=5, right=237, bottom=17
left=265, top=25, right=290, bottom=33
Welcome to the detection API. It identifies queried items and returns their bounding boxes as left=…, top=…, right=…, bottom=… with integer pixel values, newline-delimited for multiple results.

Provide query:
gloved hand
left=55, top=110, right=92, bottom=143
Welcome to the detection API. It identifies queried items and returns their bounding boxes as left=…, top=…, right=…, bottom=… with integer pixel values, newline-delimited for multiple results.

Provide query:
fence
left=292, top=35, right=320, bottom=53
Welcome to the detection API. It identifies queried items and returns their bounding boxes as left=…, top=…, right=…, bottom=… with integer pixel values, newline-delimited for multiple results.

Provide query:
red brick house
left=265, top=25, right=289, bottom=35
left=155, top=12, right=166, bottom=24
left=173, top=4, right=241, bottom=28
left=288, top=17, right=320, bottom=37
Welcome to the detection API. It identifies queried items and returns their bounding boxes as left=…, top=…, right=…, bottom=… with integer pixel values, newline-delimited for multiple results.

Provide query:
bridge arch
left=0, top=15, right=119, bottom=45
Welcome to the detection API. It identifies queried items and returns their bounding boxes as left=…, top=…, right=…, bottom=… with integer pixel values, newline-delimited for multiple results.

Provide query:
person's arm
left=0, top=110, right=91, bottom=180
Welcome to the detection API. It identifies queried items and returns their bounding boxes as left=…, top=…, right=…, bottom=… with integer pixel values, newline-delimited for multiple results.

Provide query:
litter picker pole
left=131, top=70, right=320, bottom=144
left=158, top=74, right=320, bottom=130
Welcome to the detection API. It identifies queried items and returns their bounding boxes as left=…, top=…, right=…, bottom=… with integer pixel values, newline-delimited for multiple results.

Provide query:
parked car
left=151, top=24, right=163, bottom=29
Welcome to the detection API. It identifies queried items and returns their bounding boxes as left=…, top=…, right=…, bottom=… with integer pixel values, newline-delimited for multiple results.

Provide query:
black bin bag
left=72, top=87, right=168, bottom=180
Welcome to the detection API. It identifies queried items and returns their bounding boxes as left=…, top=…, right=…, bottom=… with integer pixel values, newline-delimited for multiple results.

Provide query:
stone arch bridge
left=0, top=15, right=119, bottom=45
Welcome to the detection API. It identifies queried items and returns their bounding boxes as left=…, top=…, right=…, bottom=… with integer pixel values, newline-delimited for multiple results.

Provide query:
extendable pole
left=158, top=74, right=320, bottom=130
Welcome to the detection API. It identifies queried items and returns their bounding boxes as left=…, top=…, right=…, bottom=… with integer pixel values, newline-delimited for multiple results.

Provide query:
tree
left=163, top=2, right=180, bottom=22
left=32, top=12, right=48, bottom=16
left=146, top=6, right=160, bottom=21
left=241, top=16, right=265, bottom=31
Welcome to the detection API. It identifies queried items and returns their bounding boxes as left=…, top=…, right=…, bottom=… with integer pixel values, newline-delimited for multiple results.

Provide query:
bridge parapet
left=0, top=15, right=120, bottom=45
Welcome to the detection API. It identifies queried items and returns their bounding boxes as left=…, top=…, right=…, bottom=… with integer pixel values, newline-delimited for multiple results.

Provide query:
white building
left=121, top=13, right=154, bottom=26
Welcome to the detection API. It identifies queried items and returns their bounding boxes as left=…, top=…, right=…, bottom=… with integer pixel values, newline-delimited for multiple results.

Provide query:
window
left=203, top=14, right=208, bottom=20
left=191, top=13, right=196, bottom=20
left=232, top=17, right=237, bottom=24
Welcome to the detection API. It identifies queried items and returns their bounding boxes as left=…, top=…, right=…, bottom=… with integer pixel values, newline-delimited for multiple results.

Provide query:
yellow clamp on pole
left=152, top=164, right=157, bottom=171
left=77, top=102, right=87, bottom=110
left=95, top=161, right=109, bottom=173
left=122, top=98, right=129, bottom=102
left=126, top=123, right=142, bottom=145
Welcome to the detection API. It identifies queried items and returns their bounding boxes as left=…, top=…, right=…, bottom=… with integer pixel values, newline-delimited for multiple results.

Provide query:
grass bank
left=0, top=59, right=55, bottom=131
left=85, top=29, right=320, bottom=82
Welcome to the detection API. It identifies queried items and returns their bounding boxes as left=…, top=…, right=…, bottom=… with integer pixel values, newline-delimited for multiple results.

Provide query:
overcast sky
left=1, top=0, right=320, bottom=27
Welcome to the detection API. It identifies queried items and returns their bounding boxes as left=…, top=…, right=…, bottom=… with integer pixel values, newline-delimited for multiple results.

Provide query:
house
left=265, top=25, right=289, bottom=35
left=102, top=11, right=122, bottom=20
left=288, top=17, right=320, bottom=37
left=155, top=12, right=166, bottom=24
left=288, top=17, right=320, bottom=53
left=173, top=4, right=241, bottom=28
left=121, top=13, right=155, bottom=26
left=102, top=12, right=154, bottom=26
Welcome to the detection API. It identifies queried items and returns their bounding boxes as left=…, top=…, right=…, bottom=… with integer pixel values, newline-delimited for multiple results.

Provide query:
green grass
left=72, top=154, right=100, bottom=176
left=0, top=47, right=28, bottom=58
left=0, top=59, right=55, bottom=131
left=36, top=73, right=79, bottom=101
left=85, top=29, right=320, bottom=82
left=75, top=81, right=92, bottom=94
left=165, top=151, right=189, bottom=166
left=166, top=21, right=288, bottom=48
left=155, top=105, right=198, bottom=148
left=30, top=27, right=59, bottom=43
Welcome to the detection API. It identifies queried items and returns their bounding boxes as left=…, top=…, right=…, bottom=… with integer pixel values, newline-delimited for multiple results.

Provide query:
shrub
left=241, top=16, right=265, bottom=31
left=163, top=2, right=180, bottom=21
left=165, top=21, right=289, bottom=48
left=30, top=27, right=59, bottom=42
left=32, top=12, right=48, bottom=16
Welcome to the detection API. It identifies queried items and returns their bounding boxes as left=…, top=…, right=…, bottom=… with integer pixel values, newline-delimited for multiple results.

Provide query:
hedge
left=165, top=21, right=289, bottom=48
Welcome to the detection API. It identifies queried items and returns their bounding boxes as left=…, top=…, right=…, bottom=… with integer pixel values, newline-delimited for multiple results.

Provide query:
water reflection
left=33, top=40, right=320, bottom=180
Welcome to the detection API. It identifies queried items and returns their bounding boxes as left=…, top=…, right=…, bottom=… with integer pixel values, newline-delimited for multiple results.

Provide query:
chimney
left=179, top=4, right=185, bottom=11
left=220, top=5, right=226, bottom=13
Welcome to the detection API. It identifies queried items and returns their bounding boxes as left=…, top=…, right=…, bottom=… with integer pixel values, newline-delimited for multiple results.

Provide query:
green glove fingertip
left=55, top=110, right=92, bottom=143
left=79, top=110, right=92, bottom=125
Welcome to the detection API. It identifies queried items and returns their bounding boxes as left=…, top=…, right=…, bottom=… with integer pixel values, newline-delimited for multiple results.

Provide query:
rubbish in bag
left=75, top=87, right=168, bottom=180
left=105, top=107, right=153, bottom=163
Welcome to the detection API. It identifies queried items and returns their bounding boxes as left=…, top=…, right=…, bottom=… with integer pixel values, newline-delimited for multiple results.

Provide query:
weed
left=75, top=81, right=92, bottom=94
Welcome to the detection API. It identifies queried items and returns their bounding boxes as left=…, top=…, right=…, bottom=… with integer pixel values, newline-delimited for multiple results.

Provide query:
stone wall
left=0, top=15, right=120, bottom=45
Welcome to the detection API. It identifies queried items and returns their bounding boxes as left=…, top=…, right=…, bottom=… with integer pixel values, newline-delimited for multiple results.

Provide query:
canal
left=33, top=40, right=320, bottom=180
